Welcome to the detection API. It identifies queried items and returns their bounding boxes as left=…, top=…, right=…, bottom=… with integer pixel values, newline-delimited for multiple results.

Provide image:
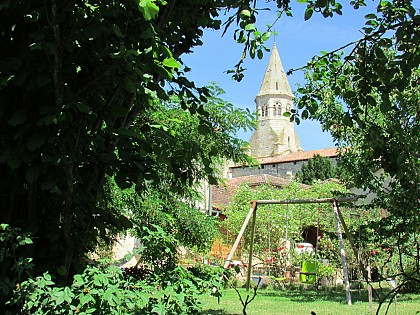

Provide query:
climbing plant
left=221, top=181, right=356, bottom=262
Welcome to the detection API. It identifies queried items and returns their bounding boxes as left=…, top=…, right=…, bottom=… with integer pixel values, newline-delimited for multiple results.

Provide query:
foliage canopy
left=1, top=0, right=418, bottom=312
left=297, top=154, right=338, bottom=184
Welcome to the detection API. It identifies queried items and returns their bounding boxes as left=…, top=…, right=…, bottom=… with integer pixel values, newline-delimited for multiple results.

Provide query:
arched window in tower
left=274, top=101, right=280, bottom=116
left=261, top=104, right=267, bottom=117
left=288, top=136, right=290, bottom=147
left=276, top=81, right=279, bottom=90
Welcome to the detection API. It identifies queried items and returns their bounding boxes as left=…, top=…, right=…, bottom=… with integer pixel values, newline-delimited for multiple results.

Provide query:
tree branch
left=287, top=20, right=409, bottom=75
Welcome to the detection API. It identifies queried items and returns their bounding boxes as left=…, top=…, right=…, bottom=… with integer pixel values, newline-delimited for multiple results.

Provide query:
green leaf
left=55, top=291, right=66, bottom=305
left=86, top=308, right=97, bottom=313
left=79, top=294, right=95, bottom=305
left=7, top=110, right=26, bottom=126
left=138, top=0, right=159, bottom=21
left=75, top=102, right=92, bottom=113
left=343, top=114, right=353, bottom=127
left=26, top=167, right=41, bottom=182
left=72, top=275, right=84, bottom=287
left=27, top=134, right=45, bottom=151
left=123, top=78, right=137, bottom=93
left=239, top=9, right=251, bottom=19
left=262, top=32, right=271, bottom=41
left=244, top=23, right=256, bottom=31
left=18, top=236, right=33, bottom=245
left=93, top=275, right=102, bottom=286
left=64, top=286, right=74, bottom=303
left=112, top=24, right=124, bottom=38
left=380, top=98, right=392, bottom=113
left=57, top=265, right=67, bottom=276
left=366, top=95, right=376, bottom=106
left=197, top=124, right=208, bottom=135
left=364, top=13, right=377, bottom=20
left=315, top=0, right=327, bottom=8
left=163, top=57, right=180, bottom=69
left=304, top=7, right=314, bottom=21
left=119, top=215, right=133, bottom=229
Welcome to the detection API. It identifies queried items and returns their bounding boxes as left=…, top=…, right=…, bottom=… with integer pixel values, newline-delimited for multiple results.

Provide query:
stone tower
left=249, top=43, right=303, bottom=158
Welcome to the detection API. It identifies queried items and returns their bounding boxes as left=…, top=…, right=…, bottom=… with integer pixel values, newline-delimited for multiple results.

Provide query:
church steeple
left=257, top=42, right=293, bottom=99
left=249, top=43, right=303, bottom=158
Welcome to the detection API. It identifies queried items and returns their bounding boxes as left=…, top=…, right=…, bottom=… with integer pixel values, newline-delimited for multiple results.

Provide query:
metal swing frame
left=223, top=196, right=361, bottom=306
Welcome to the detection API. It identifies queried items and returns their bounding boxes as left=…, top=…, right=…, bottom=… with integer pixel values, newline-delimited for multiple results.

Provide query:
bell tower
left=249, top=43, right=303, bottom=158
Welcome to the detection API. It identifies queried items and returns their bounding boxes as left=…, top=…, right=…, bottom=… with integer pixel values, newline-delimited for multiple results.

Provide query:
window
left=275, top=102, right=280, bottom=116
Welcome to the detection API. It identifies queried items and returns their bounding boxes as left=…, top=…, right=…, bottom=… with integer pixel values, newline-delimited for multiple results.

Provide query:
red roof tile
left=231, top=148, right=339, bottom=168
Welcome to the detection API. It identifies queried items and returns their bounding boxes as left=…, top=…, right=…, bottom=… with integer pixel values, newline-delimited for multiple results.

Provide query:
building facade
left=249, top=42, right=303, bottom=158
left=229, top=43, right=337, bottom=180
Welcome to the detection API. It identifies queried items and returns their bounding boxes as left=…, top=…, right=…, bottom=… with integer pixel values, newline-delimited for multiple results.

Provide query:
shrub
left=2, top=224, right=227, bottom=314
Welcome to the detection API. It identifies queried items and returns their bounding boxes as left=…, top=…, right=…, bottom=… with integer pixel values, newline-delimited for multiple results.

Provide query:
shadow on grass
left=258, top=288, right=373, bottom=304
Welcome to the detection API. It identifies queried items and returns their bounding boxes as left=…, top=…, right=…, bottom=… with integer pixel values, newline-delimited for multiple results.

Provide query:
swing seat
left=300, top=260, right=317, bottom=284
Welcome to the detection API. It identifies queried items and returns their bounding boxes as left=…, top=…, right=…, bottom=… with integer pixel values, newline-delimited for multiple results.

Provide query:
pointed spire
left=257, top=43, right=293, bottom=98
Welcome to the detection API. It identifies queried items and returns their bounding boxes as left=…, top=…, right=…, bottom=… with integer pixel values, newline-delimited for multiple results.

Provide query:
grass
left=199, top=287, right=420, bottom=315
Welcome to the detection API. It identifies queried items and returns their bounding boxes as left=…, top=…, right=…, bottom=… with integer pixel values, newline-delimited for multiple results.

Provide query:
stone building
left=209, top=44, right=338, bottom=259
left=249, top=42, right=303, bottom=158
left=225, top=43, right=338, bottom=182
left=231, top=148, right=338, bottom=180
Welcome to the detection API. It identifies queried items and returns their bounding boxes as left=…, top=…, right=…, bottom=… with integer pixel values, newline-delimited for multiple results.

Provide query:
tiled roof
left=212, top=174, right=292, bottom=209
left=232, top=148, right=339, bottom=168
left=228, top=174, right=291, bottom=187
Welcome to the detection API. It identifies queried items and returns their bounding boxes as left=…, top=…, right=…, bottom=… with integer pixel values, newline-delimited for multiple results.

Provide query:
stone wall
left=232, top=157, right=338, bottom=179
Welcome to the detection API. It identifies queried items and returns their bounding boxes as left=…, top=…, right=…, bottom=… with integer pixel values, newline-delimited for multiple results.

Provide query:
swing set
left=223, top=196, right=362, bottom=306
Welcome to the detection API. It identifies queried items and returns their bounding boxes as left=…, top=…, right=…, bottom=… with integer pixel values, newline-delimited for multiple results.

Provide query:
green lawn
left=199, top=288, right=420, bottom=315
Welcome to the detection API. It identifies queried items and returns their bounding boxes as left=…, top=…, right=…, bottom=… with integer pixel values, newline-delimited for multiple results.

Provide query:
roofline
left=230, top=148, right=339, bottom=168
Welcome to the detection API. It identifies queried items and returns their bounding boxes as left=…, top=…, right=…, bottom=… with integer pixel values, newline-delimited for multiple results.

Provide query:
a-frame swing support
left=224, top=196, right=360, bottom=306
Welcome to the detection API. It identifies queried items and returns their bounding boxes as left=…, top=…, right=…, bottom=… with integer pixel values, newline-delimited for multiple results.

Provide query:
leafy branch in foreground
left=288, top=0, right=419, bottom=310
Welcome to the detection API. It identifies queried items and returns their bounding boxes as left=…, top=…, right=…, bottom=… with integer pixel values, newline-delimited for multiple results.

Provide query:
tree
left=1, top=1, right=346, bottom=309
left=291, top=0, right=419, bottom=297
left=104, top=83, right=255, bottom=269
left=297, top=154, right=337, bottom=184
left=1, top=0, right=418, bottom=311
left=0, top=0, right=256, bottom=276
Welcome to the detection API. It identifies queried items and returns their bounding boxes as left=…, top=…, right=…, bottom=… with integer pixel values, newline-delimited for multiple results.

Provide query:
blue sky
left=181, top=1, right=377, bottom=151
